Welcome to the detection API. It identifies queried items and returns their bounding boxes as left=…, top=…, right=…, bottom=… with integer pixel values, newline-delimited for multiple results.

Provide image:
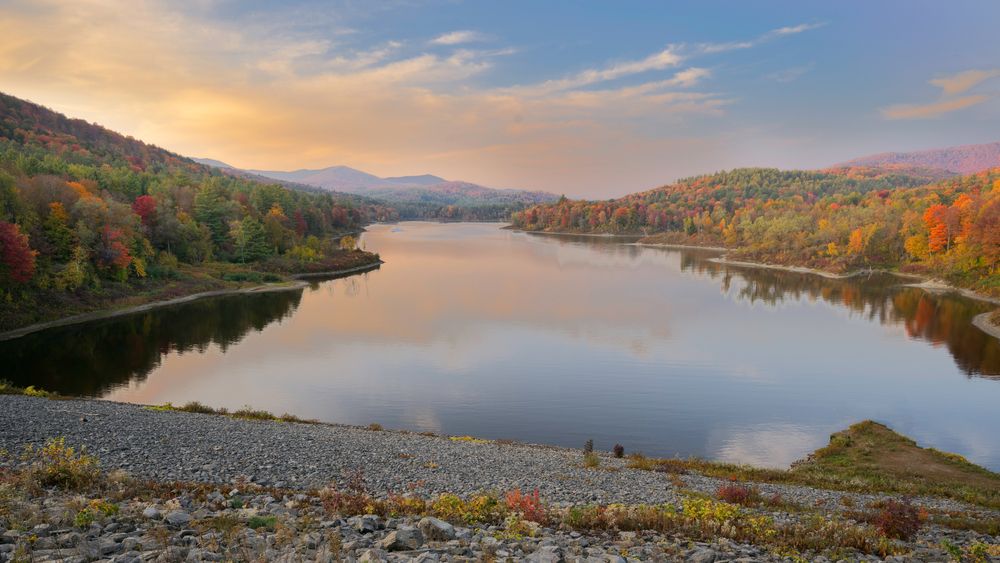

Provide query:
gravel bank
left=2, top=395, right=999, bottom=562
left=0, top=395, right=995, bottom=519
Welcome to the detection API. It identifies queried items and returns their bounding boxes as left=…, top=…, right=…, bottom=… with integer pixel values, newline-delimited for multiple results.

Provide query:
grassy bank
left=625, top=421, right=1000, bottom=510
left=0, top=249, right=380, bottom=336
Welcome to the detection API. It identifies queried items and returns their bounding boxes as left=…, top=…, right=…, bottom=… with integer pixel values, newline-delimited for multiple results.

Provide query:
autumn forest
left=511, top=166, right=1000, bottom=297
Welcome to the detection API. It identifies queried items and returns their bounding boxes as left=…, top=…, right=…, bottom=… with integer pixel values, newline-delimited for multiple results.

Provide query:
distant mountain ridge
left=194, top=159, right=559, bottom=219
left=835, top=141, right=1000, bottom=175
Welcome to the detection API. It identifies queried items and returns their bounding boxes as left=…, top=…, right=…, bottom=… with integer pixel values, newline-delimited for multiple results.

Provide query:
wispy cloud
left=929, top=69, right=1000, bottom=96
left=881, top=95, right=989, bottom=120
left=430, top=30, right=486, bottom=46
left=698, top=22, right=825, bottom=54
left=881, top=68, right=999, bottom=119
left=511, top=46, right=683, bottom=96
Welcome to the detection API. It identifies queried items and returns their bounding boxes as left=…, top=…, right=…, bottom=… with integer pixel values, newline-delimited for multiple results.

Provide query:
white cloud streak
left=430, top=30, right=486, bottom=45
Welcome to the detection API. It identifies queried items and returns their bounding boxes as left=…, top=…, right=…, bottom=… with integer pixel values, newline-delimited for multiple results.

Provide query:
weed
left=320, top=471, right=371, bottom=516
left=368, top=423, right=383, bottom=431
left=583, top=452, right=600, bottom=468
left=613, top=444, right=625, bottom=458
left=179, top=401, right=224, bottom=414
left=449, top=435, right=488, bottom=444
left=583, top=439, right=594, bottom=454
left=231, top=406, right=275, bottom=421
left=626, top=453, right=656, bottom=471
left=74, top=499, right=118, bottom=528
left=716, top=483, right=762, bottom=506
left=20, top=438, right=101, bottom=492
left=247, top=515, right=277, bottom=531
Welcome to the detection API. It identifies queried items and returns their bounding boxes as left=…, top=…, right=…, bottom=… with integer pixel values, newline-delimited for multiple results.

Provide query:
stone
left=165, top=510, right=193, bottom=527
left=358, top=548, right=388, bottom=562
left=527, top=545, right=564, bottom=563
left=688, top=548, right=717, bottom=563
left=353, top=515, right=382, bottom=534
left=417, top=517, right=456, bottom=541
left=378, top=526, right=424, bottom=551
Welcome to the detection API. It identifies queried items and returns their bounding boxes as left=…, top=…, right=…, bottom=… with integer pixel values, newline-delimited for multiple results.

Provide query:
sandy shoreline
left=0, top=261, right=382, bottom=342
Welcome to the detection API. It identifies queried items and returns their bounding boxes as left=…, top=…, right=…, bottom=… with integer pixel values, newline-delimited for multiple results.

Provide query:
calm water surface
left=6, top=222, right=1000, bottom=469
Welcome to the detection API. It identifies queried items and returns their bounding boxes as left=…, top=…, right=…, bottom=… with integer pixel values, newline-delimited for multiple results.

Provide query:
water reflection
left=3, top=290, right=303, bottom=396
left=676, top=256, right=1000, bottom=377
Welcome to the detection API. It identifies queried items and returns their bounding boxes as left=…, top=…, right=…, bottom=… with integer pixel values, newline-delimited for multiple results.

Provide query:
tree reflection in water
left=677, top=252, right=1000, bottom=378
left=1, top=289, right=303, bottom=396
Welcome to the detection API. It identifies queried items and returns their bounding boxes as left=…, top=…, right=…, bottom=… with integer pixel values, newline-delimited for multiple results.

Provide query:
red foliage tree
left=132, top=195, right=158, bottom=226
left=97, top=226, right=132, bottom=270
left=0, top=221, right=38, bottom=284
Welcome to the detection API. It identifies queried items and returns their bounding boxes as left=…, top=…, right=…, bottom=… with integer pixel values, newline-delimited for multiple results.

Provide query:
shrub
left=505, top=488, right=546, bottom=523
left=716, top=484, right=762, bottom=506
left=583, top=439, right=594, bottom=454
left=871, top=499, right=922, bottom=540
left=612, top=444, right=624, bottom=458
left=20, top=438, right=101, bottom=491
left=368, top=423, right=383, bottom=431
left=583, top=452, right=600, bottom=468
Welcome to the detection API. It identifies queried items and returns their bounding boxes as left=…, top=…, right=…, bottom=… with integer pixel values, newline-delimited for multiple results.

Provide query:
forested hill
left=0, top=92, right=391, bottom=329
left=511, top=167, right=1000, bottom=296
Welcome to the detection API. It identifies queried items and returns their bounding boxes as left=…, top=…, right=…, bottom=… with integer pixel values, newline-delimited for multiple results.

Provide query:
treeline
left=0, top=92, right=386, bottom=297
left=391, top=201, right=539, bottom=222
left=511, top=167, right=1000, bottom=295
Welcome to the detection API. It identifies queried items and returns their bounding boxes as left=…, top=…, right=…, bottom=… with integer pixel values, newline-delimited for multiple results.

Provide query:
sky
left=1, top=0, right=998, bottom=198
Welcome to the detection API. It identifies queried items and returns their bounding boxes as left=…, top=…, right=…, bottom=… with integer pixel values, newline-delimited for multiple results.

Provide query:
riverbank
left=0, top=252, right=382, bottom=342
left=974, top=311, right=1000, bottom=340
left=0, top=395, right=998, bottom=562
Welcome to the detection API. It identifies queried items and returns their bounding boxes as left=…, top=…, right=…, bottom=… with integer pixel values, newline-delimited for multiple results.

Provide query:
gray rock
left=378, top=526, right=423, bottom=551
left=527, top=545, right=564, bottom=563
left=358, top=548, right=387, bottom=562
left=688, top=548, right=717, bottom=563
left=164, top=510, right=193, bottom=527
left=417, top=517, right=456, bottom=541
left=142, top=506, right=161, bottom=520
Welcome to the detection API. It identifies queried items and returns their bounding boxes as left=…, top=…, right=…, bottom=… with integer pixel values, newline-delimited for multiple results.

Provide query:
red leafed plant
left=505, top=488, right=546, bottom=523
left=716, top=483, right=761, bottom=506
left=0, top=221, right=37, bottom=283
left=872, top=499, right=922, bottom=540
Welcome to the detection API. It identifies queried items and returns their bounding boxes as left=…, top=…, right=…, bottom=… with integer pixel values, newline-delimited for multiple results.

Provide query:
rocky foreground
left=1, top=395, right=998, bottom=562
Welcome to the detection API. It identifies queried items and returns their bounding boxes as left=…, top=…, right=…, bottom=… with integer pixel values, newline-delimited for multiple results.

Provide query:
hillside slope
left=0, top=91, right=386, bottom=331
